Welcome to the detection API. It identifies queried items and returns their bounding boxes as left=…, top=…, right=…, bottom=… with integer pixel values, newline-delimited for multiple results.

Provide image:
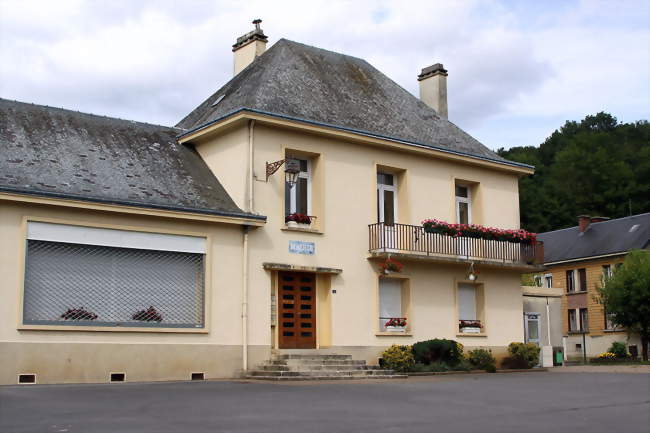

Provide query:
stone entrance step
left=244, top=353, right=407, bottom=381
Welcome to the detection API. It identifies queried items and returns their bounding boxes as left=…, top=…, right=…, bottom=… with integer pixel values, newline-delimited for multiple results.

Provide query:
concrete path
left=1, top=372, right=648, bottom=433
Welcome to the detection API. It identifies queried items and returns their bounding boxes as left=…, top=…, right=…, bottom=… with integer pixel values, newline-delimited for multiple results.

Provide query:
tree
left=597, top=250, right=650, bottom=360
left=498, top=113, right=650, bottom=233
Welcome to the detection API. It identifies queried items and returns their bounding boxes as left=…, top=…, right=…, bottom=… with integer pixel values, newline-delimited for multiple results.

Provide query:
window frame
left=455, top=184, right=472, bottom=225
left=375, top=275, right=411, bottom=335
left=566, top=270, right=576, bottom=293
left=286, top=157, right=312, bottom=216
left=377, top=171, right=398, bottom=225
left=544, top=274, right=553, bottom=288
left=18, top=217, right=211, bottom=334
left=455, top=281, right=486, bottom=336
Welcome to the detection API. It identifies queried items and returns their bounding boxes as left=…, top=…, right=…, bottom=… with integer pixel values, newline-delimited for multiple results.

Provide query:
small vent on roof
left=629, top=224, right=640, bottom=233
left=211, top=95, right=225, bottom=107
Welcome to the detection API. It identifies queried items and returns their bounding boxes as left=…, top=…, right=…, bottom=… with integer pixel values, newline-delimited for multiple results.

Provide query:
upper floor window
left=602, top=264, right=613, bottom=282
left=544, top=274, right=553, bottom=288
left=285, top=157, right=310, bottom=217
left=377, top=172, right=397, bottom=225
left=455, top=184, right=471, bottom=225
left=533, top=275, right=543, bottom=287
left=566, top=270, right=575, bottom=293
left=577, top=268, right=587, bottom=291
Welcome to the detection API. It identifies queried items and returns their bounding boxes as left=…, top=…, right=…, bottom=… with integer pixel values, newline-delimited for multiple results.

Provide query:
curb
left=407, top=368, right=548, bottom=377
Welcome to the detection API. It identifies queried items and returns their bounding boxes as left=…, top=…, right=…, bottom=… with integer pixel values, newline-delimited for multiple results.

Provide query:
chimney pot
left=418, top=63, right=448, bottom=119
left=578, top=215, right=591, bottom=233
left=232, top=19, right=268, bottom=76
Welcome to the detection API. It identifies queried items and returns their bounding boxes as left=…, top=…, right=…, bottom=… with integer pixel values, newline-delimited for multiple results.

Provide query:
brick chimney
left=578, top=215, right=591, bottom=232
left=232, top=19, right=268, bottom=76
left=418, top=63, right=448, bottom=119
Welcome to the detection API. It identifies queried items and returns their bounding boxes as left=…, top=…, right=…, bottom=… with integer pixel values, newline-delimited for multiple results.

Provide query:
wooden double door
left=278, top=271, right=316, bottom=349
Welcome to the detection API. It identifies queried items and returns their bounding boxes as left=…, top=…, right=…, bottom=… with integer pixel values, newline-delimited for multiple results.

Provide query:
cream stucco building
left=0, top=22, right=543, bottom=384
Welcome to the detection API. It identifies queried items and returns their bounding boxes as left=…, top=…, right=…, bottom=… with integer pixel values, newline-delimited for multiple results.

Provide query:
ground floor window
left=23, top=222, right=206, bottom=329
left=457, top=283, right=484, bottom=332
left=378, top=277, right=409, bottom=332
left=568, top=307, right=588, bottom=333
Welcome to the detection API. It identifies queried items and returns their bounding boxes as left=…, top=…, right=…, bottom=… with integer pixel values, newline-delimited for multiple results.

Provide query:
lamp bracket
left=265, top=159, right=286, bottom=182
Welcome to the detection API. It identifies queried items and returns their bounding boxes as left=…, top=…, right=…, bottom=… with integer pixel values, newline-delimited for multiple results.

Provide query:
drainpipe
left=242, top=225, right=250, bottom=372
left=242, top=119, right=255, bottom=373
left=546, top=297, right=552, bottom=346
left=248, top=119, right=255, bottom=212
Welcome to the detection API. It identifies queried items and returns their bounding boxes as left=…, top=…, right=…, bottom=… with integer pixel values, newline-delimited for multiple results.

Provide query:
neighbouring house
left=521, top=283, right=563, bottom=367
left=535, top=214, right=650, bottom=360
left=0, top=21, right=543, bottom=384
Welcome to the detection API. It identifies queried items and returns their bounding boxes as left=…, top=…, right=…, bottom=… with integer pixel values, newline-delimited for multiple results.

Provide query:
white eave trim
left=27, top=221, right=206, bottom=254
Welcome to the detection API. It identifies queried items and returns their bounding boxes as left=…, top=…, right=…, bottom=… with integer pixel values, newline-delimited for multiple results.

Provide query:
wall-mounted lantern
left=265, top=158, right=301, bottom=187
left=467, top=262, right=478, bottom=281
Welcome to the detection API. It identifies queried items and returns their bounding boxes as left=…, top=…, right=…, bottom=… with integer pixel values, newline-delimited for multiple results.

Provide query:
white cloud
left=0, top=0, right=648, bottom=148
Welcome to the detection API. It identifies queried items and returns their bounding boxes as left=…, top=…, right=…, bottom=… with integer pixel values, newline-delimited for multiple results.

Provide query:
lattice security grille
left=23, top=240, right=205, bottom=328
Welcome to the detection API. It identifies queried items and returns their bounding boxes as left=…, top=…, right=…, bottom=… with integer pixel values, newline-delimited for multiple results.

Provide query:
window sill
left=376, top=332, right=412, bottom=337
left=568, top=331, right=589, bottom=335
left=566, top=291, right=588, bottom=295
left=282, top=226, right=323, bottom=234
left=603, top=329, right=625, bottom=333
left=456, top=333, right=488, bottom=337
left=18, top=324, right=208, bottom=334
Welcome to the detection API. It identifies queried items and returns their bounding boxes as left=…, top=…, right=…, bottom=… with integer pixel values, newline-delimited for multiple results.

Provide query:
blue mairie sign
left=289, top=240, right=315, bottom=255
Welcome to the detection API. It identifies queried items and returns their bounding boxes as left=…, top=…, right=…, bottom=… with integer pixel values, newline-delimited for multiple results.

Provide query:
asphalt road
left=1, top=372, right=649, bottom=433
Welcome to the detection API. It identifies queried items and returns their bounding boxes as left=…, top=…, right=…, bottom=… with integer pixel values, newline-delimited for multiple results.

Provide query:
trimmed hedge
left=412, top=339, right=464, bottom=366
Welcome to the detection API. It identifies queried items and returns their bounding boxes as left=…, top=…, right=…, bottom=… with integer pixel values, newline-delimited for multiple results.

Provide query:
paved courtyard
left=1, top=371, right=649, bottom=433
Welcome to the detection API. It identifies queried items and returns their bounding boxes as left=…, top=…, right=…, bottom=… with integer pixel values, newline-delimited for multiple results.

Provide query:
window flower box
left=422, top=219, right=537, bottom=245
left=385, top=317, right=407, bottom=332
left=60, top=307, right=98, bottom=321
left=379, top=258, right=403, bottom=274
left=131, top=306, right=163, bottom=322
left=285, top=213, right=314, bottom=228
left=459, top=320, right=483, bottom=333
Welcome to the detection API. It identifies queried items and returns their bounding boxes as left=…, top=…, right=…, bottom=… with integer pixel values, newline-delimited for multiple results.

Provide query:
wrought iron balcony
left=368, top=222, right=544, bottom=270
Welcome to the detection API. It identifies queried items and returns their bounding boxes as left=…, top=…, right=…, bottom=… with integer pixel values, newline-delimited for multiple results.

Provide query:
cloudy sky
left=1, top=0, right=648, bottom=150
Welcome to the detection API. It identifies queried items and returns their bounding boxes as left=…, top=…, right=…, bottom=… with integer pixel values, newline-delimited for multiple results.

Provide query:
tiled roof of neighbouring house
left=538, top=213, right=650, bottom=264
left=0, top=98, right=263, bottom=220
left=177, top=39, right=526, bottom=168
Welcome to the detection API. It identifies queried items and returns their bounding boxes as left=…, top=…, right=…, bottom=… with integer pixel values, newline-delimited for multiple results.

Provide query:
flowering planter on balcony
left=368, top=222, right=544, bottom=267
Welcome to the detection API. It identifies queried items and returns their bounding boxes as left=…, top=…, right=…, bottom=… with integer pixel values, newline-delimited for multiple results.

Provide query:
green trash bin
left=554, top=350, right=563, bottom=366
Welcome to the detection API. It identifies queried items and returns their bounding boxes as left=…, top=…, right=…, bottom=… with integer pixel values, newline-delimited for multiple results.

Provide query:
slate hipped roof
left=0, top=98, right=261, bottom=220
left=538, top=213, right=650, bottom=264
left=178, top=39, right=524, bottom=168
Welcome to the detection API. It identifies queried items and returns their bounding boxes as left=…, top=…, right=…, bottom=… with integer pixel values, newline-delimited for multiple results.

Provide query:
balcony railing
left=369, top=222, right=544, bottom=266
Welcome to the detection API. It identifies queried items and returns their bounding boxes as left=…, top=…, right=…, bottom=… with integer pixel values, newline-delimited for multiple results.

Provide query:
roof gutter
left=177, top=108, right=535, bottom=172
left=0, top=187, right=267, bottom=224
left=544, top=251, right=628, bottom=266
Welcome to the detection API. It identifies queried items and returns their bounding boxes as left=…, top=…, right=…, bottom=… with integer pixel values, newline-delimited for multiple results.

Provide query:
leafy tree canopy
left=596, top=250, right=650, bottom=360
left=498, top=112, right=650, bottom=233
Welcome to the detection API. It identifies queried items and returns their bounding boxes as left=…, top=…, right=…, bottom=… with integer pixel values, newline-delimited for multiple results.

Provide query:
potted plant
left=422, top=219, right=537, bottom=245
left=459, top=319, right=483, bottom=333
left=60, top=307, right=98, bottom=321
left=131, top=306, right=163, bottom=322
left=379, top=258, right=403, bottom=274
left=385, top=317, right=407, bottom=332
left=285, top=213, right=312, bottom=228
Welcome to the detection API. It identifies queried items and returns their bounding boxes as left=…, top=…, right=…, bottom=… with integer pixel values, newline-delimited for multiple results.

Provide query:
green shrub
left=506, top=342, right=540, bottom=369
left=468, top=348, right=496, bottom=372
left=380, top=345, right=415, bottom=372
left=412, top=339, right=463, bottom=366
left=607, top=342, right=629, bottom=358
